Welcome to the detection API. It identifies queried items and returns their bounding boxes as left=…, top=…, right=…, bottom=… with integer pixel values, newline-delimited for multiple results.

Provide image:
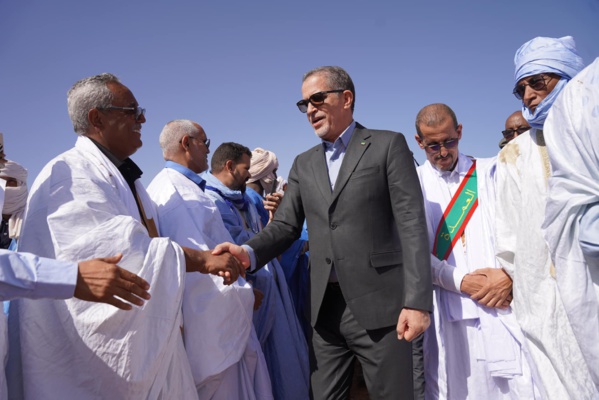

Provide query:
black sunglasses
left=422, top=138, right=459, bottom=154
left=296, top=90, right=345, bottom=113
left=512, top=74, right=553, bottom=100
left=501, top=127, right=529, bottom=140
left=98, top=105, right=146, bottom=121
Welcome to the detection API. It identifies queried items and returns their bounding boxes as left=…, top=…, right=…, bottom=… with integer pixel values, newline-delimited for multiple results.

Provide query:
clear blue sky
left=2, top=0, right=598, bottom=186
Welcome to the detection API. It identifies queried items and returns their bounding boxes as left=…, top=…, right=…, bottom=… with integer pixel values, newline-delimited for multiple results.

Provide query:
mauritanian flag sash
left=432, top=161, right=478, bottom=261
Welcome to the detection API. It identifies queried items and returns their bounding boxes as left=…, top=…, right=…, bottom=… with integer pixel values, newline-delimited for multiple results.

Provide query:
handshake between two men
left=81, top=242, right=251, bottom=311
left=183, top=242, right=251, bottom=285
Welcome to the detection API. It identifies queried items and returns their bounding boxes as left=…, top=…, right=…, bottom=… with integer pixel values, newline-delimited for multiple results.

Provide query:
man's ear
left=415, top=134, right=424, bottom=148
left=88, top=108, right=103, bottom=130
left=180, top=135, right=190, bottom=150
left=343, top=90, right=354, bottom=110
left=225, top=159, right=235, bottom=173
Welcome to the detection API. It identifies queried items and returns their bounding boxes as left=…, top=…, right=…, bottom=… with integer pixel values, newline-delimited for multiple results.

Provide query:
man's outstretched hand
left=74, top=254, right=151, bottom=310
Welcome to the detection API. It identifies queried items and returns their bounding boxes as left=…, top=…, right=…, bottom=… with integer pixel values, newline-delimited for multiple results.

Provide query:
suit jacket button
left=330, top=224, right=337, bottom=230
left=325, top=258, right=332, bottom=264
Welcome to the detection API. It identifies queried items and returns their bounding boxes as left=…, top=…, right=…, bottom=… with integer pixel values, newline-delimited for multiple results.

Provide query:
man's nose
left=522, top=87, right=536, bottom=110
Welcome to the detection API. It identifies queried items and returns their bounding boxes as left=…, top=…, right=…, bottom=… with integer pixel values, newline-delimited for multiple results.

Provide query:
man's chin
left=434, top=157, right=455, bottom=171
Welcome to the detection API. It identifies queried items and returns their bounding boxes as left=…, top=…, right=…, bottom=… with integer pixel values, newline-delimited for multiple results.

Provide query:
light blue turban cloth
left=514, top=36, right=585, bottom=128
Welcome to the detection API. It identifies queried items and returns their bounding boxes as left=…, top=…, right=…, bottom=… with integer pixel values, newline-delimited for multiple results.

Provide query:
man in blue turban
left=495, top=36, right=598, bottom=399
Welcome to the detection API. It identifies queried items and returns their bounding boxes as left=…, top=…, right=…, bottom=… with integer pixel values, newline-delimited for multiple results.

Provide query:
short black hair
left=211, top=142, right=252, bottom=173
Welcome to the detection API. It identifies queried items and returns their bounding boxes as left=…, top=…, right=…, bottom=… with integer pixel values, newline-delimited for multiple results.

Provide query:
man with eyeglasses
left=9, top=74, right=247, bottom=399
left=217, top=66, right=433, bottom=399
left=147, top=120, right=273, bottom=399
left=499, top=111, right=530, bottom=149
left=413, top=103, right=536, bottom=399
left=495, top=37, right=598, bottom=399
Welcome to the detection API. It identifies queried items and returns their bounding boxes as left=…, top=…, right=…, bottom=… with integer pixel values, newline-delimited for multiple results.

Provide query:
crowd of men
left=0, top=34, right=597, bottom=400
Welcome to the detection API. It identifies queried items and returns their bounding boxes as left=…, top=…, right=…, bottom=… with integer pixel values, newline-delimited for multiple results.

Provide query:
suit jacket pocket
left=369, top=250, right=403, bottom=268
left=349, top=165, right=380, bottom=180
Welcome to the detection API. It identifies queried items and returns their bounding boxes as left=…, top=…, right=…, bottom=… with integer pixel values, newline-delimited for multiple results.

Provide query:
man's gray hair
left=67, top=73, right=120, bottom=135
left=415, top=103, right=459, bottom=138
left=303, top=66, right=356, bottom=112
left=159, top=119, right=200, bottom=159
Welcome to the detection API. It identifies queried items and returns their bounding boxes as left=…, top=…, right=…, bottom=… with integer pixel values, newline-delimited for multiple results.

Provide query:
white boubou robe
left=418, top=154, right=537, bottom=400
left=147, top=166, right=273, bottom=400
left=495, top=131, right=599, bottom=399
left=9, top=136, right=198, bottom=399
left=542, top=58, right=599, bottom=389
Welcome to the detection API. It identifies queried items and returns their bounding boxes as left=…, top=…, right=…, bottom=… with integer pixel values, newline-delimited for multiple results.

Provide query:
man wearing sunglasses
left=499, top=111, right=530, bottom=149
left=8, top=74, right=247, bottom=399
left=218, top=66, right=433, bottom=399
left=414, top=103, right=536, bottom=399
left=495, top=37, right=598, bottom=399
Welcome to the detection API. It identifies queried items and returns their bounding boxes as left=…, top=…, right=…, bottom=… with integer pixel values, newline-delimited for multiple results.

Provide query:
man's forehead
left=108, top=82, right=137, bottom=105
left=302, top=74, right=328, bottom=91
left=507, top=115, right=526, bottom=125
left=193, top=123, right=206, bottom=137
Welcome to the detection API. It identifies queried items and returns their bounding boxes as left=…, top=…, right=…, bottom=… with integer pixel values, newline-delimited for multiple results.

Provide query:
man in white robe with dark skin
left=9, top=73, right=246, bottom=400
left=147, top=119, right=273, bottom=399
left=542, top=57, right=599, bottom=390
left=496, top=36, right=598, bottom=399
left=414, top=103, right=537, bottom=399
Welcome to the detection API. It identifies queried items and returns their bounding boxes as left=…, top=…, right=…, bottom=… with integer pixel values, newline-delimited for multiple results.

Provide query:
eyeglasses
left=180, top=136, right=210, bottom=149
left=512, top=74, right=553, bottom=100
left=98, top=105, right=146, bottom=121
left=296, top=90, right=345, bottom=113
left=421, top=138, right=459, bottom=154
left=501, top=127, right=529, bottom=140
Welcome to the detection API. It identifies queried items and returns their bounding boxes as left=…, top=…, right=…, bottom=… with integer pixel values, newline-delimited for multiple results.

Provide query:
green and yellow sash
left=433, top=161, right=478, bottom=261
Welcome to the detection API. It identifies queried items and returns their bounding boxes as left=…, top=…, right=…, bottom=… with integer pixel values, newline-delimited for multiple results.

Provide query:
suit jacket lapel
left=331, top=124, right=371, bottom=203
left=312, top=145, right=333, bottom=202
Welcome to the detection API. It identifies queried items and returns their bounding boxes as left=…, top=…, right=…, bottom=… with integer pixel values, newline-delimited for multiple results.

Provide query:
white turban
left=0, top=160, right=28, bottom=239
left=514, top=36, right=585, bottom=83
left=248, top=148, right=279, bottom=192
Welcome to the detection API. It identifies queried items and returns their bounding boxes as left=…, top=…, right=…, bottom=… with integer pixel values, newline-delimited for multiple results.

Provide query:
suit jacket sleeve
left=387, top=133, right=433, bottom=312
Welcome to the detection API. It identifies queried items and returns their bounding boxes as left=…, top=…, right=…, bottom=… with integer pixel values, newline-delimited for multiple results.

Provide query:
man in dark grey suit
left=218, top=66, right=432, bottom=399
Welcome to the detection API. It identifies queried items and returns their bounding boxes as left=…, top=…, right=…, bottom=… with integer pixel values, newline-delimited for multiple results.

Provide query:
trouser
left=310, top=283, right=414, bottom=400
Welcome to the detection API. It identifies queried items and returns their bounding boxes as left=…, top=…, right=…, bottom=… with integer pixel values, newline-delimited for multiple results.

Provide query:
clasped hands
left=460, top=268, right=513, bottom=309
